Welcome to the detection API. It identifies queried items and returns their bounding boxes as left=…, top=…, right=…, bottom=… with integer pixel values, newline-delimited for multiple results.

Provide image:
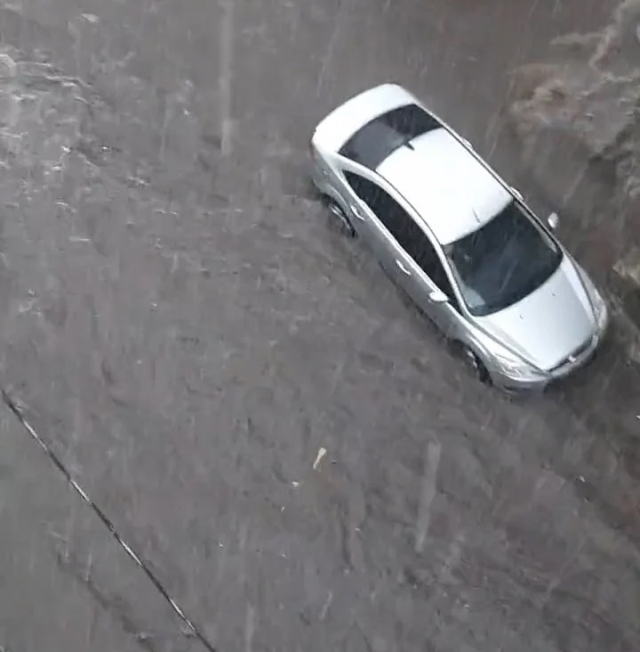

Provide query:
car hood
left=474, top=257, right=596, bottom=371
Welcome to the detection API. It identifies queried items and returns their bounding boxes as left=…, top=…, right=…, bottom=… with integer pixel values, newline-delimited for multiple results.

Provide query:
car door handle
left=395, top=259, right=412, bottom=275
left=349, top=205, right=366, bottom=220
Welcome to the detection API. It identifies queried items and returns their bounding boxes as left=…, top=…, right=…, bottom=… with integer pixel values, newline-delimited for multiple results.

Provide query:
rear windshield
left=339, top=103, right=440, bottom=170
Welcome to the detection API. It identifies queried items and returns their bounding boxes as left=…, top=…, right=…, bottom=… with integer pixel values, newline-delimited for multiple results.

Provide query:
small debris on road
left=313, top=447, right=327, bottom=470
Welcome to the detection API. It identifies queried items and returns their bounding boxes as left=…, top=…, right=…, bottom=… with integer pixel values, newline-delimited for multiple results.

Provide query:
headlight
left=492, top=350, right=547, bottom=381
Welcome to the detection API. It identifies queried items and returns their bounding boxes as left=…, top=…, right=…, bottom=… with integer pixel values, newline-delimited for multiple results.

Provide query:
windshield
left=444, top=201, right=563, bottom=316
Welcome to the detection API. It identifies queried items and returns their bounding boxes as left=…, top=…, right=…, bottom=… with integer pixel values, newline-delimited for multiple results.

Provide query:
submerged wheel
left=459, top=345, right=491, bottom=385
left=324, top=197, right=356, bottom=238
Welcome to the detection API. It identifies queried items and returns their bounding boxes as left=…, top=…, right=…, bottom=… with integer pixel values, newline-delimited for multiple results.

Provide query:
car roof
left=376, top=128, right=512, bottom=245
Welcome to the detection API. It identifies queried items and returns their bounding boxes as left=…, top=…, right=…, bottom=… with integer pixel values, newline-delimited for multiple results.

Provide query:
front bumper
left=491, top=327, right=606, bottom=394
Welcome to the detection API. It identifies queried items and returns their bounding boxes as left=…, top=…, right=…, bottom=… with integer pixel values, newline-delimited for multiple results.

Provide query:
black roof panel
left=339, top=103, right=441, bottom=170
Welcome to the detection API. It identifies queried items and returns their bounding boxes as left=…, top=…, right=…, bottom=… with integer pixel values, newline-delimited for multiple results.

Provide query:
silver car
left=309, top=83, right=608, bottom=392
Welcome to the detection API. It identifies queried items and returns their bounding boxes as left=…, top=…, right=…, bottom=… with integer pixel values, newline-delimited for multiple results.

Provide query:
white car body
left=309, top=83, right=608, bottom=392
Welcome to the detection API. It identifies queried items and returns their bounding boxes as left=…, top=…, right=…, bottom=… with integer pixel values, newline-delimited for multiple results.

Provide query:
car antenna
left=400, top=134, right=415, bottom=151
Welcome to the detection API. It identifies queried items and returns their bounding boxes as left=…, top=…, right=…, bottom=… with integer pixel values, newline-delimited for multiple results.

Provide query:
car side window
left=344, top=171, right=458, bottom=306
left=344, top=171, right=380, bottom=206
left=344, top=172, right=405, bottom=233
left=425, top=257, right=457, bottom=306
left=408, top=236, right=458, bottom=307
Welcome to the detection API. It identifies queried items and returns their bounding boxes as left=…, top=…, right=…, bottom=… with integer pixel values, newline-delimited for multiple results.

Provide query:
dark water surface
left=0, top=1, right=637, bottom=651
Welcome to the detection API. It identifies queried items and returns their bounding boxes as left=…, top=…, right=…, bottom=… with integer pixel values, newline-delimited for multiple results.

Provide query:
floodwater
left=0, top=0, right=638, bottom=651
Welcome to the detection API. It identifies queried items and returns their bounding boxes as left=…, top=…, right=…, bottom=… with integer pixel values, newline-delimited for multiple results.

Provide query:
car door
left=398, top=225, right=462, bottom=335
left=348, top=178, right=461, bottom=334
left=339, top=170, right=395, bottom=261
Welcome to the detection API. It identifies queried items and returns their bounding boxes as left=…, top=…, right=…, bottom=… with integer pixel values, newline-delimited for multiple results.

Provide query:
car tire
left=458, top=344, right=491, bottom=385
left=324, top=197, right=356, bottom=238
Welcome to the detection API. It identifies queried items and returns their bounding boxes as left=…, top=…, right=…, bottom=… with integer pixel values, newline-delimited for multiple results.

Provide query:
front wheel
left=457, top=344, right=491, bottom=385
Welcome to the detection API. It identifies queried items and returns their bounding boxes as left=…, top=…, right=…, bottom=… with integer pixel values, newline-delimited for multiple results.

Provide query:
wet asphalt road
left=1, top=0, right=639, bottom=651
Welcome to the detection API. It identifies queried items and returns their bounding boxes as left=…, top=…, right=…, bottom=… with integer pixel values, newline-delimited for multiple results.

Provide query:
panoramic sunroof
left=339, top=103, right=441, bottom=170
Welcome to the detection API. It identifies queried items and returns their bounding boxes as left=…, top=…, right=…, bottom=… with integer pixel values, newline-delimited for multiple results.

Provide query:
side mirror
left=547, top=212, right=559, bottom=230
left=429, top=288, right=449, bottom=304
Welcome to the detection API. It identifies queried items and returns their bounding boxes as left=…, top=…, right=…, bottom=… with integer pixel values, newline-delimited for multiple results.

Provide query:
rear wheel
left=324, top=197, right=356, bottom=238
